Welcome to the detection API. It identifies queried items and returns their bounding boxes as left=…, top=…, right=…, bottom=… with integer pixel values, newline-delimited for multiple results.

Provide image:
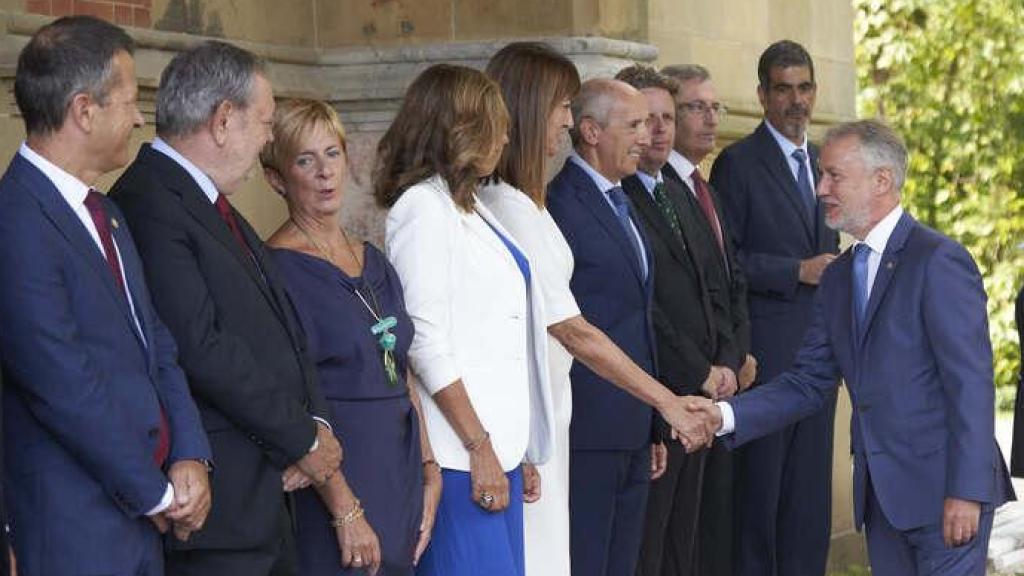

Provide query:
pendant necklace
left=291, top=219, right=400, bottom=386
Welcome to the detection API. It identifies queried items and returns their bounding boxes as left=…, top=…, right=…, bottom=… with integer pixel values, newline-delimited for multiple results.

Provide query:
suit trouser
left=734, top=391, right=836, bottom=576
left=864, top=474, right=993, bottom=576
left=637, top=442, right=705, bottom=576
left=166, top=505, right=297, bottom=576
left=570, top=446, right=651, bottom=576
left=698, top=440, right=734, bottom=576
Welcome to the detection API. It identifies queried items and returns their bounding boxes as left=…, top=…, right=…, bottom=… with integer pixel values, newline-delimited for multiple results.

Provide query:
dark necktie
left=791, top=148, right=817, bottom=221
left=652, top=181, right=682, bottom=240
left=83, top=190, right=170, bottom=466
left=690, top=168, right=725, bottom=256
left=852, top=243, right=872, bottom=329
left=607, top=186, right=645, bottom=274
left=215, top=194, right=250, bottom=254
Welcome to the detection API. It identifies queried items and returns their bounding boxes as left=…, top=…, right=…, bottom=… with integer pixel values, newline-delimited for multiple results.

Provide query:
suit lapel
left=566, top=161, right=644, bottom=283
left=12, top=156, right=143, bottom=344
left=753, top=123, right=815, bottom=244
left=858, top=213, right=915, bottom=344
left=622, top=176, right=690, bottom=269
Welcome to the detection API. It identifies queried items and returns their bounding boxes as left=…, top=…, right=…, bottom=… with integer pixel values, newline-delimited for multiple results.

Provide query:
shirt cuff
left=146, top=483, right=175, bottom=516
left=310, top=417, right=332, bottom=452
left=716, top=401, right=735, bottom=436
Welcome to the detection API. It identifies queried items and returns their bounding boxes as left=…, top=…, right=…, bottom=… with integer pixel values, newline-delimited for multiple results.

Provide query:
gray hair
left=660, top=64, right=711, bottom=85
left=824, top=119, right=908, bottom=192
left=156, top=40, right=266, bottom=138
left=569, top=78, right=635, bottom=147
left=15, top=16, right=134, bottom=135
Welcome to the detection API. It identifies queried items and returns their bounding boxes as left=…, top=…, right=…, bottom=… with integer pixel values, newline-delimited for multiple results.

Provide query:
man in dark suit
left=548, top=78, right=693, bottom=576
left=660, top=63, right=754, bottom=576
left=614, top=65, right=738, bottom=576
left=709, top=39, right=840, bottom=576
left=0, top=16, right=211, bottom=576
left=1010, top=285, right=1024, bottom=476
left=696, top=119, right=1014, bottom=576
left=110, top=41, right=341, bottom=576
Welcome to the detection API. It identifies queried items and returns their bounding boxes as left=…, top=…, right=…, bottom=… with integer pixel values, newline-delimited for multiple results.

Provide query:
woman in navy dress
left=260, top=99, right=441, bottom=575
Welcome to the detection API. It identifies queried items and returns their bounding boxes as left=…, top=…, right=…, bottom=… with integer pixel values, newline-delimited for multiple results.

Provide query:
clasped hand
left=283, top=422, right=343, bottom=492
left=661, top=395, right=724, bottom=454
left=150, top=459, right=212, bottom=542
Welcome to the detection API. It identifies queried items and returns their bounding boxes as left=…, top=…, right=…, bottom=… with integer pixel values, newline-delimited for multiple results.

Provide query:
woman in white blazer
left=374, top=64, right=554, bottom=576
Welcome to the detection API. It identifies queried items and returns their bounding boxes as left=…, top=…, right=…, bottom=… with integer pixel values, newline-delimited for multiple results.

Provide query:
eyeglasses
left=679, top=101, right=728, bottom=119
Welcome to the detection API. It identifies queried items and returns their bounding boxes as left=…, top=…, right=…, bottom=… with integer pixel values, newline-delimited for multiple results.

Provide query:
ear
left=67, top=92, right=97, bottom=133
left=210, top=100, right=235, bottom=147
left=874, top=166, right=895, bottom=196
left=579, top=117, right=602, bottom=147
left=756, top=84, right=767, bottom=109
left=263, top=166, right=287, bottom=196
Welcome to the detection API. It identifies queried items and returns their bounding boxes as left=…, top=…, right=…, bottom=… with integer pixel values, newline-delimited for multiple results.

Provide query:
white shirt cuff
left=310, top=417, right=332, bottom=452
left=715, top=401, right=735, bottom=436
left=146, top=483, right=175, bottom=516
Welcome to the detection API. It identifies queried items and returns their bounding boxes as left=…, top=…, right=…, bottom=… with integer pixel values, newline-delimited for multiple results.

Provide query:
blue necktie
left=791, top=148, right=817, bottom=220
left=607, top=186, right=645, bottom=274
left=852, top=243, right=872, bottom=328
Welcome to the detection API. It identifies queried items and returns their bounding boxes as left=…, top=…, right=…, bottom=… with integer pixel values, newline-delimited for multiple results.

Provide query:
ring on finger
left=353, top=555, right=363, bottom=565
left=479, top=492, right=495, bottom=508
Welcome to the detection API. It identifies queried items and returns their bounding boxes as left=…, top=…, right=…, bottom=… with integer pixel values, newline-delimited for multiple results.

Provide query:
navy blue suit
left=547, top=159, right=656, bottom=576
left=0, top=153, right=210, bottom=576
left=726, top=212, right=1014, bottom=574
left=710, top=121, right=839, bottom=576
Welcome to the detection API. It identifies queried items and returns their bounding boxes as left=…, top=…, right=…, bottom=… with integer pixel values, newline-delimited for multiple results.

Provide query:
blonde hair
left=259, top=98, right=347, bottom=173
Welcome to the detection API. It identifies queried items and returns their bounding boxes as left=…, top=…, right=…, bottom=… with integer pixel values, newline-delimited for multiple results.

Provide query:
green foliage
left=855, top=0, right=1024, bottom=403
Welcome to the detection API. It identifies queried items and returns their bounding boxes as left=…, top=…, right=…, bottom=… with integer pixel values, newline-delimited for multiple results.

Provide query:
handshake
left=661, top=395, right=724, bottom=453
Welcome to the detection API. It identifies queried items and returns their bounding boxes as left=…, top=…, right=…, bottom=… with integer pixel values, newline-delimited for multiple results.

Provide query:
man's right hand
left=660, top=395, right=715, bottom=451
left=295, top=422, right=342, bottom=485
left=799, top=253, right=837, bottom=285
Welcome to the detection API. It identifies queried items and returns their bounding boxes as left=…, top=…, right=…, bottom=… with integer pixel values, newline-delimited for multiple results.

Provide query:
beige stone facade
left=0, top=0, right=862, bottom=569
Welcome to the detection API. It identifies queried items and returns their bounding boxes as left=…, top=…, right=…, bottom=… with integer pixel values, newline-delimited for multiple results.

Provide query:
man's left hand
left=165, top=459, right=212, bottom=541
left=650, top=442, right=668, bottom=480
left=943, top=497, right=980, bottom=547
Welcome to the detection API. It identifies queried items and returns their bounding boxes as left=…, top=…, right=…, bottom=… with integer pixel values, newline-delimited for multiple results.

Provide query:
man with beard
left=709, top=40, right=840, bottom=576
left=694, top=119, right=1014, bottom=576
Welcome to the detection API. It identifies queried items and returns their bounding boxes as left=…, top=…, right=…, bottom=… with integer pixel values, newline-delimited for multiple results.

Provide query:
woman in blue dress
left=260, top=99, right=441, bottom=576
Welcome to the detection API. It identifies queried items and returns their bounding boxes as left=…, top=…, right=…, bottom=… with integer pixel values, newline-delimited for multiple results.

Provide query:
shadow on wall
left=155, top=0, right=223, bottom=37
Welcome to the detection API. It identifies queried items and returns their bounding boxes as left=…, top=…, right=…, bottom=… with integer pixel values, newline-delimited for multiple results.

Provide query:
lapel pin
left=886, top=261, right=894, bottom=270
left=111, top=217, right=119, bottom=229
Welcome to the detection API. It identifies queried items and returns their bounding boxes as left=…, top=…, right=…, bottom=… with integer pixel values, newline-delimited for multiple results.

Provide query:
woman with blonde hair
left=376, top=64, right=554, bottom=576
left=261, top=98, right=440, bottom=576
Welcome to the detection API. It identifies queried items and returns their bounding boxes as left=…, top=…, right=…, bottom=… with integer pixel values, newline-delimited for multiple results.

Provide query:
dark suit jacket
left=1010, top=286, right=1024, bottom=476
left=662, top=162, right=751, bottom=370
left=727, top=213, right=1014, bottom=530
left=0, top=153, right=210, bottom=574
left=710, top=121, right=838, bottom=381
left=547, top=159, right=656, bottom=450
left=622, top=174, right=718, bottom=396
left=110, top=144, right=329, bottom=553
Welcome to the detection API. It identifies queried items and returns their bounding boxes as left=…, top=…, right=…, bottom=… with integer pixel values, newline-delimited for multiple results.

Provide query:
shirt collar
left=764, top=119, right=808, bottom=160
left=667, top=149, right=697, bottom=182
left=151, top=137, right=220, bottom=204
left=18, top=142, right=90, bottom=207
left=858, top=205, right=904, bottom=255
left=569, top=151, right=619, bottom=193
left=634, top=168, right=663, bottom=195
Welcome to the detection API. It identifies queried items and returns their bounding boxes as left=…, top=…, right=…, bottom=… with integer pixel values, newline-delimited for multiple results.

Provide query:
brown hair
left=259, top=98, right=347, bottom=173
left=615, top=64, right=678, bottom=95
left=373, top=64, right=510, bottom=211
left=486, top=42, right=580, bottom=206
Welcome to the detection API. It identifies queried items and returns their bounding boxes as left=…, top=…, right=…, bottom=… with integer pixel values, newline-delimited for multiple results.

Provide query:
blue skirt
left=415, top=468, right=524, bottom=576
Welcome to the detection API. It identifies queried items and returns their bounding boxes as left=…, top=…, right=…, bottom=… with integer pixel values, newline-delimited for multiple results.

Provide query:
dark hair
left=757, top=40, right=815, bottom=88
left=156, top=40, right=266, bottom=138
left=14, top=16, right=134, bottom=135
left=486, top=42, right=580, bottom=206
left=615, top=64, right=678, bottom=95
left=661, top=64, right=711, bottom=85
left=373, top=64, right=509, bottom=212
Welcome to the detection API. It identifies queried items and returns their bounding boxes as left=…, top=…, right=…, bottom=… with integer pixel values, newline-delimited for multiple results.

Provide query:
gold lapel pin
left=111, top=218, right=119, bottom=229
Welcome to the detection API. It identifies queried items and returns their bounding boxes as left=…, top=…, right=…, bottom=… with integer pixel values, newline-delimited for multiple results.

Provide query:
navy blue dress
left=272, top=244, right=422, bottom=576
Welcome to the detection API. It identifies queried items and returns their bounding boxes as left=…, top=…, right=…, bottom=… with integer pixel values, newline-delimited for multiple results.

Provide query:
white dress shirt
left=764, top=120, right=815, bottom=187
left=666, top=149, right=699, bottom=196
left=717, top=205, right=906, bottom=436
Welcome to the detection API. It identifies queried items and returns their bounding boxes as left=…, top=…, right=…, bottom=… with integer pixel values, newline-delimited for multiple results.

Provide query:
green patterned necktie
left=652, top=181, right=683, bottom=240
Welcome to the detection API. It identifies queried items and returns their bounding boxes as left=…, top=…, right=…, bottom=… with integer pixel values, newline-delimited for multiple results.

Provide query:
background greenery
left=855, top=0, right=1024, bottom=410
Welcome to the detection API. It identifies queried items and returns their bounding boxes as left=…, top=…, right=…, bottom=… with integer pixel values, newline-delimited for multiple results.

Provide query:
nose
left=637, top=122, right=652, bottom=146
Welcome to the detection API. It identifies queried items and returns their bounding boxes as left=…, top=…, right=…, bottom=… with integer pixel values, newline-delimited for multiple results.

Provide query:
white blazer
left=385, top=175, right=554, bottom=472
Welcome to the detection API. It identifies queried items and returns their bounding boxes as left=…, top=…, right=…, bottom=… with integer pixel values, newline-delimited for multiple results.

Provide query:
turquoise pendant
left=371, top=315, right=399, bottom=385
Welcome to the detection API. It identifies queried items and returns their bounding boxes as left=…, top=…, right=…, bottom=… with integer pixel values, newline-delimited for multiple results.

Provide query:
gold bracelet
left=463, top=430, right=490, bottom=453
left=328, top=499, right=363, bottom=528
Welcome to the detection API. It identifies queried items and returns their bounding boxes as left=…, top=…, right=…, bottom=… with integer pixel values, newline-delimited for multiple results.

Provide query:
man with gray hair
left=0, top=16, right=211, bottom=576
left=110, top=41, right=340, bottom=576
left=691, top=119, right=1015, bottom=576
